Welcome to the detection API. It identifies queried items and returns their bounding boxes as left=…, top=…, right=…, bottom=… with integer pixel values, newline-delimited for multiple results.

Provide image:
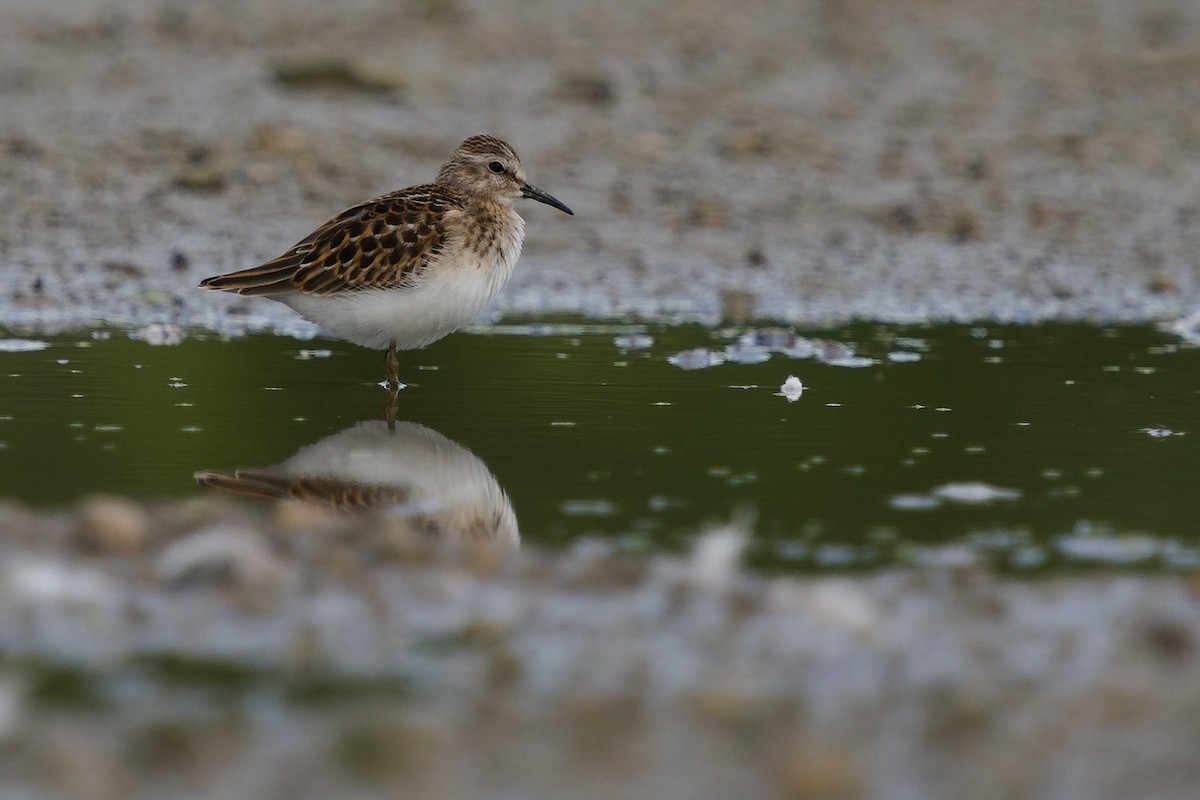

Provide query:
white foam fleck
left=778, top=375, right=804, bottom=402
left=932, top=482, right=1021, bottom=503
left=667, top=347, right=725, bottom=370
left=0, top=339, right=49, bottom=353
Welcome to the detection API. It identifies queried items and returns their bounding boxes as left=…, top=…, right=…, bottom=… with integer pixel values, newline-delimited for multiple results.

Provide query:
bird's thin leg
left=383, top=382, right=398, bottom=431
left=383, top=341, right=399, bottom=390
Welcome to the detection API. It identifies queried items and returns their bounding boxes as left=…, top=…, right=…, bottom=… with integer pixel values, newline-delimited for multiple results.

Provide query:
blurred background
left=3, top=0, right=1200, bottom=324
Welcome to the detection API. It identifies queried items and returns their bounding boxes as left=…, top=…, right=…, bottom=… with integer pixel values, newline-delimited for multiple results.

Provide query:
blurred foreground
left=0, top=496, right=1197, bottom=799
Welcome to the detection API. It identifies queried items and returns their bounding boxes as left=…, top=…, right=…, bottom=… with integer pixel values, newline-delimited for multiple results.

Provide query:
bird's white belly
left=283, top=259, right=511, bottom=351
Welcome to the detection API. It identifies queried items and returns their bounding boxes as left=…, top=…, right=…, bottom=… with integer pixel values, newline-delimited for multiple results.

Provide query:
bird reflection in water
left=195, top=420, right=518, bottom=547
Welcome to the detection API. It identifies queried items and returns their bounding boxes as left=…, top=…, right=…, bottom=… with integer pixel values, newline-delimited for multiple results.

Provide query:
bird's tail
left=197, top=254, right=302, bottom=296
left=193, top=470, right=294, bottom=500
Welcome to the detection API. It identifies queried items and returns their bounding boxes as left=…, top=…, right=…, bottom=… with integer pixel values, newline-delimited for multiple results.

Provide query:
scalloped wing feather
left=199, top=185, right=466, bottom=297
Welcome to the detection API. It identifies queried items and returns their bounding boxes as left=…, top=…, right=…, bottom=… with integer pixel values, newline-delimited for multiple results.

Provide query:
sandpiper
left=199, top=135, right=573, bottom=388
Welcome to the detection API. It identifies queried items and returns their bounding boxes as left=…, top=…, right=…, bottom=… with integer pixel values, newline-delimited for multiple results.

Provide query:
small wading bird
left=199, top=135, right=573, bottom=391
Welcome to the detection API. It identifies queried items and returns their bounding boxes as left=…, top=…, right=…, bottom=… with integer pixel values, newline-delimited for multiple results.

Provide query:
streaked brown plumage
left=199, top=135, right=572, bottom=388
left=198, top=185, right=461, bottom=297
left=194, top=470, right=412, bottom=511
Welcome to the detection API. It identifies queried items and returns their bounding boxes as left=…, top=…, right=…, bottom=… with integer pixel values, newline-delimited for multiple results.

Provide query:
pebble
left=75, top=494, right=153, bottom=554
left=157, top=525, right=292, bottom=594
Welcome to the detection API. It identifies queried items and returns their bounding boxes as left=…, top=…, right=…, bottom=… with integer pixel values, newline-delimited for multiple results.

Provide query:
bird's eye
left=488, top=161, right=505, bottom=174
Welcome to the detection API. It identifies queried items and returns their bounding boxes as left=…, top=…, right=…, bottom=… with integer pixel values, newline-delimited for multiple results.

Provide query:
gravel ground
left=4, top=1, right=1200, bottom=797
left=2, top=498, right=1199, bottom=800
left=2, top=0, right=1200, bottom=332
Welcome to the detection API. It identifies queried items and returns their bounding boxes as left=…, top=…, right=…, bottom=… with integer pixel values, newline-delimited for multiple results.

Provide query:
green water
left=1, top=321, right=1197, bottom=570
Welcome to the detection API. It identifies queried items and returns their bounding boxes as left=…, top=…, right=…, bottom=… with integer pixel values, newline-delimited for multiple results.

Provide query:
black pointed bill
left=521, top=183, right=574, bottom=215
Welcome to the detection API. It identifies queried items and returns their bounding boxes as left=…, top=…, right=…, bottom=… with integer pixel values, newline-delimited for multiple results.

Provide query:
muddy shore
left=2, top=0, right=1200, bottom=332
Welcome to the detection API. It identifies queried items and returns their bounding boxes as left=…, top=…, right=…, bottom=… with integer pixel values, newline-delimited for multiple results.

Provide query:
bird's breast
left=461, top=207, right=525, bottom=287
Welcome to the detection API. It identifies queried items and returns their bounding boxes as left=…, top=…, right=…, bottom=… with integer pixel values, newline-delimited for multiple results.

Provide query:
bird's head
left=437, top=135, right=573, bottom=215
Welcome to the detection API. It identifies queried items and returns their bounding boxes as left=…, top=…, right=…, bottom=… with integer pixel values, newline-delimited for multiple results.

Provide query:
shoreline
left=4, top=1, right=1200, bottom=335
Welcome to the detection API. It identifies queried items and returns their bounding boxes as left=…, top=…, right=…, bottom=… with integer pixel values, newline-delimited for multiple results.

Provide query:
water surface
left=1, top=321, right=1196, bottom=570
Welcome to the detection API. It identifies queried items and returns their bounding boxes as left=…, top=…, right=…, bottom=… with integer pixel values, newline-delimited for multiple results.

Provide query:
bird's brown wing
left=198, top=184, right=465, bottom=296
left=194, top=469, right=413, bottom=512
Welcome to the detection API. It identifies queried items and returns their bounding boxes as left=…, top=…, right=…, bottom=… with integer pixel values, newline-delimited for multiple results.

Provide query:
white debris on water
left=889, top=493, right=943, bottom=511
left=667, top=347, right=725, bottom=370
left=613, top=333, right=654, bottom=351
left=891, top=482, right=1021, bottom=509
left=667, top=331, right=900, bottom=372
left=723, top=340, right=772, bottom=364
left=560, top=499, right=618, bottom=517
left=933, top=482, right=1022, bottom=503
left=0, top=339, right=49, bottom=353
left=822, top=354, right=877, bottom=368
left=778, top=375, right=804, bottom=402
left=129, top=323, right=184, bottom=346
